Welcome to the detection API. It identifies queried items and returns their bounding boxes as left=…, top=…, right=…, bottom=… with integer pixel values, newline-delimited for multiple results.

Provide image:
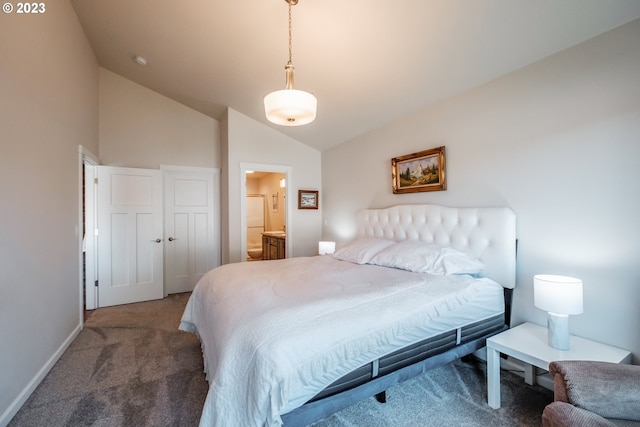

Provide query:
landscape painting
left=392, top=146, right=446, bottom=194
left=298, top=190, right=319, bottom=209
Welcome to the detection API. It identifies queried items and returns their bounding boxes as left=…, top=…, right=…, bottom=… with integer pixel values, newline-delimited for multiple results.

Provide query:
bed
left=180, top=204, right=516, bottom=427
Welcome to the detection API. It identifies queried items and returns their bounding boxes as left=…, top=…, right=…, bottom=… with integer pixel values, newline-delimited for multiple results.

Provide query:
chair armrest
left=542, top=402, right=617, bottom=427
left=549, top=361, right=640, bottom=421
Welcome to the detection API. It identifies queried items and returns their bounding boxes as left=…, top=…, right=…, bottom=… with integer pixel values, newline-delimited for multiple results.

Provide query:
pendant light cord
left=287, top=0, right=293, bottom=66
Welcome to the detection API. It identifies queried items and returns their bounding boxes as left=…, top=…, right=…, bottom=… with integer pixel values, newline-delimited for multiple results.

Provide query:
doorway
left=79, top=153, right=221, bottom=312
left=245, top=172, right=286, bottom=261
left=240, top=163, right=292, bottom=261
left=79, top=146, right=98, bottom=320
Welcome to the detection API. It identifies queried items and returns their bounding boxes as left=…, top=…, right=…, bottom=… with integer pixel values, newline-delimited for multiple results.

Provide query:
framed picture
left=392, top=146, right=446, bottom=194
left=298, top=190, right=318, bottom=209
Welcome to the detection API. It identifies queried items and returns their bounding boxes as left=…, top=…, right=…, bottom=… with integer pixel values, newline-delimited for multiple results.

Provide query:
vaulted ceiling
left=70, top=0, right=640, bottom=151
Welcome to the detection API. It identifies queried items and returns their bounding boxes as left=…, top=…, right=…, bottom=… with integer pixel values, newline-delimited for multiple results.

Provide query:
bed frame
left=281, top=204, right=516, bottom=426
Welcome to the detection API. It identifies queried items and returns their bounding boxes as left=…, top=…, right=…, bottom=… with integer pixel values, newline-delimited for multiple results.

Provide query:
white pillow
left=331, top=238, right=396, bottom=264
left=368, top=240, right=440, bottom=272
left=368, top=240, right=484, bottom=275
left=434, top=247, right=485, bottom=275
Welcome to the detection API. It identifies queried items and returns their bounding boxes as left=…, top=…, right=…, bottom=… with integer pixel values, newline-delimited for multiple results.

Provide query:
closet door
left=164, top=168, right=219, bottom=294
left=97, top=166, right=163, bottom=307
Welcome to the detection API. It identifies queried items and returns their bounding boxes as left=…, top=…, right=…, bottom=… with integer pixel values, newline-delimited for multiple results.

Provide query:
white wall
left=0, top=2, right=99, bottom=424
left=222, top=109, right=322, bottom=263
left=99, top=68, right=220, bottom=169
left=322, top=20, right=640, bottom=361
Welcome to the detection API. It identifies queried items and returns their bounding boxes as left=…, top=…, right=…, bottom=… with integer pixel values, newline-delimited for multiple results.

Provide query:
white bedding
left=179, top=255, right=504, bottom=427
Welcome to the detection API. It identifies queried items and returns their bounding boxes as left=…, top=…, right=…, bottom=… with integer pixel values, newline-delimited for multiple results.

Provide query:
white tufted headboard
left=356, top=204, right=516, bottom=288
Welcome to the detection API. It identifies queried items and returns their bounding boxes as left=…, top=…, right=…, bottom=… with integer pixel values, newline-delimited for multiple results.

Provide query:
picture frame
left=298, top=190, right=319, bottom=209
left=392, top=146, right=446, bottom=194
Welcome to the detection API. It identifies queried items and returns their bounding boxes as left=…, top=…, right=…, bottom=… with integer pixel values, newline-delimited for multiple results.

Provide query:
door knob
left=152, top=238, right=162, bottom=243
left=168, top=237, right=177, bottom=241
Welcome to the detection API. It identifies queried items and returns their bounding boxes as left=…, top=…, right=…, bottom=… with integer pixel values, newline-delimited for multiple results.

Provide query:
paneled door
left=97, top=166, right=163, bottom=307
left=164, top=168, right=219, bottom=294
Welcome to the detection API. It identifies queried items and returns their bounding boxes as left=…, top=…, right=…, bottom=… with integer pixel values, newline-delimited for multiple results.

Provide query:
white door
left=164, top=168, right=219, bottom=294
left=97, top=166, right=163, bottom=307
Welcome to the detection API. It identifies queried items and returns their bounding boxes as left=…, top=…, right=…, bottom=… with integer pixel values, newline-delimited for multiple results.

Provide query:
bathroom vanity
left=262, top=232, right=286, bottom=260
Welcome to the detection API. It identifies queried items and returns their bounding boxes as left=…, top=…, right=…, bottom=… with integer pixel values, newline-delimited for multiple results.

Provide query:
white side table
left=486, top=322, right=631, bottom=409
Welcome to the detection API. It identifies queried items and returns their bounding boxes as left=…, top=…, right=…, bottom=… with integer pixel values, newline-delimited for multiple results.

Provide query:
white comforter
left=179, top=255, right=503, bottom=427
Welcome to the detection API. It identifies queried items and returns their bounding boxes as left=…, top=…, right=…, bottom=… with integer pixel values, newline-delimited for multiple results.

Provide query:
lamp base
left=547, top=312, right=570, bottom=350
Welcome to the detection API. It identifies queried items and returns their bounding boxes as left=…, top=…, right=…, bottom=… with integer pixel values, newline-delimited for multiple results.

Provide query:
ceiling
left=70, top=0, right=640, bottom=152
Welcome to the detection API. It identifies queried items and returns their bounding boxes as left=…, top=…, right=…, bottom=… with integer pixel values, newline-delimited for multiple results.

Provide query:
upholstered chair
left=542, top=360, right=640, bottom=427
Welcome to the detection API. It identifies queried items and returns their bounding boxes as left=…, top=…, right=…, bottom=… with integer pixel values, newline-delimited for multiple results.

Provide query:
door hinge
left=94, top=178, right=98, bottom=184
left=94, top=280, right=99, bottom=287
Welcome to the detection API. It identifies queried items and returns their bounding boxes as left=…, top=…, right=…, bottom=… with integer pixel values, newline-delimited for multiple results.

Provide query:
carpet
left=9, top=293, right=207, bottom=427
left=310, top=359, right=552, bottom=427
left=9, top=293, right=552, bottom=426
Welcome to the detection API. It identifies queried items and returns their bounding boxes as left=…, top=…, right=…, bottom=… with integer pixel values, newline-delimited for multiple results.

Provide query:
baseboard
left=0, top=323, right=82, bottom=427
left=500, top=356, right=554, bottom=391
left=472, top=348, right=554, bottom=391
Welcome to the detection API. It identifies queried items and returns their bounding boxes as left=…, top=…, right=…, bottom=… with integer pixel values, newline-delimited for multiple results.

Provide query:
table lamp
left=533, top=274, right=583, bottom=350
left=318, top=241, right=336, bottom=255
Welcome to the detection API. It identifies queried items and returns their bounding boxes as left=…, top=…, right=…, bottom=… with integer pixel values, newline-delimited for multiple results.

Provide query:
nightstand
left=486, top=322, right=631, bottom=409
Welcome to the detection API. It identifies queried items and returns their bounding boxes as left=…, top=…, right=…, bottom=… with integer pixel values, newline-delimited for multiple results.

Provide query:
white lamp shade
left=534, top=274, right=583, bottom=315
left=264, top=89, right=317, bottom=126
left=318, top=241, right=336, bottom=255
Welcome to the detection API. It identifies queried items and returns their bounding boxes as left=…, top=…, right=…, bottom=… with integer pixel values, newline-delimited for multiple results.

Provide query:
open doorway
left=78, top=145, right=98, bottom=322
left=245, top=172, right=286, bottom=261
left=240, top=163, right=292, bottom=262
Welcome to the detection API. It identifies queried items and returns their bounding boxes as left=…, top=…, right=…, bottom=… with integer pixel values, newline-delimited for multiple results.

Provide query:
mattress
left=180, top=255, right=504, bottom=427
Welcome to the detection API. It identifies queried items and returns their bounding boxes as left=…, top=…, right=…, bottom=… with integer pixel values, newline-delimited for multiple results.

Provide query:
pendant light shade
left=264, top=0, right=316, bottom=126
left=264, top=88, right=317, bottom=126
left=264, top=69, right=317, bottom=126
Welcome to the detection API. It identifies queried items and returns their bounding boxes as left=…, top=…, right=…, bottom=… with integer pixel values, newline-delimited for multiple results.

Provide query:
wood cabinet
left=262, top=234, right=286, bottom=260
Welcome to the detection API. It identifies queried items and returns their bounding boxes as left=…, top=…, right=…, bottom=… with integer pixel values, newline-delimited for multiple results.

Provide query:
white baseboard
left=499, top=356, right=554, bottom=391
left=473, top=348, right=554, bottom=391
left=0, top=324, right=82, bottom=427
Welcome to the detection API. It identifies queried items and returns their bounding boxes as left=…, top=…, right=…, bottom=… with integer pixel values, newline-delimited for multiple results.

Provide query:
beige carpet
left=9, top=293, right=207, bottom=427
left=9, top=293, right=552, bottom=426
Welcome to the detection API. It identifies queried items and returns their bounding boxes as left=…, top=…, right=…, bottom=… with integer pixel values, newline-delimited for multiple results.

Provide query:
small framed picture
left=392, top=146, right=446, bottom=194
left=298, top=190, right=318, bottom=209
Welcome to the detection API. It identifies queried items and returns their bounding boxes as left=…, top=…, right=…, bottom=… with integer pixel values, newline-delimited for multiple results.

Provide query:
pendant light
left=264, top=0, right=317, bottom=126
